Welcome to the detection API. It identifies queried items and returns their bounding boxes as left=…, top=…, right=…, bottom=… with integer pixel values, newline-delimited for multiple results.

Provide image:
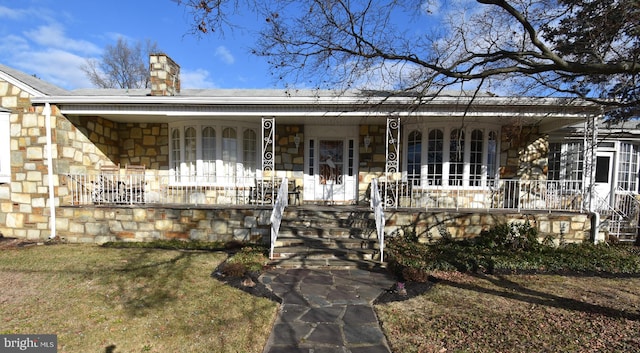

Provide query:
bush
left=386, top=222, right=640, bottom=279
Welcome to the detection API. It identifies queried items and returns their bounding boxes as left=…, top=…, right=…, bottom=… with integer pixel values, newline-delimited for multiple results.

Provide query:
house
left=0, top=54, right=633, bottom=257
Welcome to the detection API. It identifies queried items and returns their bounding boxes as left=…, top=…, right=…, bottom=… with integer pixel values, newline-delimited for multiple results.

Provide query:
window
left=548, top=141, right=584, bottom=189
left=243, top=129, right=257, bottom=178
left=0, top=109, right=10, bottom=183
left=469, top=129, right=483, bottom=186
left=487, top=131, right=498, bottom=183
left=202, top=127, right=216, bottom=176
left=222, top=127, right=237, bottom=178
left=406, top=126, right=499, bottom=187
left=407, top=130, right=422, bottom=184
left=449, top=129, right=465, bottom=185
left=169, top=122, right=258, bottom=184
left=426, top=129, right=443, bottom=185
left=618, top=143, right=639, bottom=192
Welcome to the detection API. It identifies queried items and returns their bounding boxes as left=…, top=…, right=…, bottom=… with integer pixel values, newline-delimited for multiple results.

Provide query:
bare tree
left=82, top=38, right=159, bottom=89
left=176, top=0, right=639, bottom=118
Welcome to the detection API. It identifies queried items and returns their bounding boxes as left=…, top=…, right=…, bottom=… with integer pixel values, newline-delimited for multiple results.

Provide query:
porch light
left=294, top=134, right=301, bottom=150
left=364, top=135, right=371, bottom=150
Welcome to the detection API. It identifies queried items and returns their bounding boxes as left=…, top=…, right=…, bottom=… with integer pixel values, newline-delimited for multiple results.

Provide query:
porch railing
left=269, top=177, right=289, bottom=259
left=65, top=172, right=587, bottom=212
left=381, top=179, right=585, bottom=212
left=370, top=178, right=385, bottom=263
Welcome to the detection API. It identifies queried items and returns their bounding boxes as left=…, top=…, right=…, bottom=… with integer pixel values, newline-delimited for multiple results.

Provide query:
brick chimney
left=149, top=54, right=180, bottom=96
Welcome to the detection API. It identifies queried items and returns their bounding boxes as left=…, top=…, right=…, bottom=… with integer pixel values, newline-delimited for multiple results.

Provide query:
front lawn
left=0, top=243, right=277, bottom=353
left=377, top=223, right=640, bottom=353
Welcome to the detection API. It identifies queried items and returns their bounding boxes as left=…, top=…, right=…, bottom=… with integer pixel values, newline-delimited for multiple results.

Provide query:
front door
left=594, top=151, right=615, bottom=208
left=304, top=137, right=357, bottom=203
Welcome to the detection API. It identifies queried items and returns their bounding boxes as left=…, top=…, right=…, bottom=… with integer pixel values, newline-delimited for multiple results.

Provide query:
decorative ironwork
left=262, top=117, right=275, bottom=174
left=385, top=117, right=401, bottom=207
left=583, top=115, right=598, bottom=212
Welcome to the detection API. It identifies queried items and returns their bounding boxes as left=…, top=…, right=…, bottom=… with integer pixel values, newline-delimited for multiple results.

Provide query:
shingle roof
left=0, top=63, right=69, bottom=96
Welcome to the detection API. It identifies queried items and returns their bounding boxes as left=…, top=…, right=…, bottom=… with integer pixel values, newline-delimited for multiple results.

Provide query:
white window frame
left=168, top=121, right=259, bottom=186
left=0, top=109, right=10, bottom=183
left=402, top=124, right=500, bottom=188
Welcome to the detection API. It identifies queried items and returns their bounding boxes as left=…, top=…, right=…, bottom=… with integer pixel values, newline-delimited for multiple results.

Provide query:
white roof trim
left=0, top=71, right=46, bottom=97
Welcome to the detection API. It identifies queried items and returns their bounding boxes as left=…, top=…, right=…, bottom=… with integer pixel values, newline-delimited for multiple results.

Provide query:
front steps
left=267, top=206, right=384, bottom=269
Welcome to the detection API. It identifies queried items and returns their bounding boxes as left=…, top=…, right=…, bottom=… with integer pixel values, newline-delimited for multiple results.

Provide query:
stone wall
left=385, top=210, right=591, bottom=244
left=501, top=125, right=548, bottom=179
left=53, top=205, right=591, bottom=245
left=0, top=79, right=57, bottom=239
left=118, top=122, right=169, bottom=169
left=56, top=206, right=272, bottom=243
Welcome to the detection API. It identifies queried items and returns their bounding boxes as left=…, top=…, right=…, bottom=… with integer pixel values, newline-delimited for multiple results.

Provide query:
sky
left=0, top=0, right=276, bottom=90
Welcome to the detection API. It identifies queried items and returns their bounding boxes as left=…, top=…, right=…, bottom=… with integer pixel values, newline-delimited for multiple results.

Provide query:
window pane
left=547, top=143, right=562, bottom=180
left=487, top=131, right=498, bottom=183
left=202, top=127, right=216, bottom=176
left=618, top=143, right=639, bottom=191
left=449, top=129, right=464, bottom=185
left=408, top=130, right=422, bottom=184
left=427, top=129, right=443, bottom=185
left=223, top=128, right=237, bottom=177
left=243, top=129, right=257, bottom=177
left=595, top=156, right=610, bottom=183
left=470, top=129, right=483, bottom=186
left=171, top=128, right=180, bottom=172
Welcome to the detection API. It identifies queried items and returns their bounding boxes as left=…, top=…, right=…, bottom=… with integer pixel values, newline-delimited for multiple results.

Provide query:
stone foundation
left=52, top=205, right=591, bottom=245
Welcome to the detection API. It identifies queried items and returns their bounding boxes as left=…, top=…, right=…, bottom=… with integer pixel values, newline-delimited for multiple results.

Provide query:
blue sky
left=0, top=0, right=275, bottom=90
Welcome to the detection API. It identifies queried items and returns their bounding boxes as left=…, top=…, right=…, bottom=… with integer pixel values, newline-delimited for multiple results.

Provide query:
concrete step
left=271, top=246, right=378, bottom=261
left=268, top=257, right=384, bottom=270
left=274, top=236, right=379, bottom=249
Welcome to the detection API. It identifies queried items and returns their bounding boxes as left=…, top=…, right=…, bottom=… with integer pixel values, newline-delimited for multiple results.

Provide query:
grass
left=378, top=223, right=640, bottom=353
left=0, top=243, right=277, bottom=353
left=376, top=271, right=640, bottom=353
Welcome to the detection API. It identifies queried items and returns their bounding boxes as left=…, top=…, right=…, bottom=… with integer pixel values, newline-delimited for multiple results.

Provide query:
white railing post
left=269, top=177, right=288, bottom=259
left=370, top=178, right=386, bottom=263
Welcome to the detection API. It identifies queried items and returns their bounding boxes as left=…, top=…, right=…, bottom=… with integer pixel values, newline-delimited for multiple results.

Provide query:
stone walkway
left=259, top=268, right=396, bottom=353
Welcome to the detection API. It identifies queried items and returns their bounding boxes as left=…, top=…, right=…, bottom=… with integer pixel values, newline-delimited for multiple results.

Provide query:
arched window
left=168, top=122, right=259, bottom=185
left=184, top=126, right=197, bottom=177
left=407, top=130, right=422, bottom=184
left=202, top=126, right=216, bottom=177
left=243, top=129, right=257, bottom=177
left=426, top=129, right=443, bottom=185
left=170, top=128, right=180, bottom=173
left=222, top=127, right=237, bottom=177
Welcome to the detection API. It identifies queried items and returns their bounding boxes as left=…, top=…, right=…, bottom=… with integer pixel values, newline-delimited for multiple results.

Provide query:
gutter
left=44, top=103, right=56, bottom=240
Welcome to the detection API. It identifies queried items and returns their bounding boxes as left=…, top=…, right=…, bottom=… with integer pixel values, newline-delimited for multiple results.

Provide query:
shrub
left=386, top=222, right=640, bottom=279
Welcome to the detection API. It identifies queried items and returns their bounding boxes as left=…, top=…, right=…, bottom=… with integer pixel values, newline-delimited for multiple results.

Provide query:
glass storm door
left=304, top=138, right=357, bottom=203
left=594, top=151, right=615, bottom=208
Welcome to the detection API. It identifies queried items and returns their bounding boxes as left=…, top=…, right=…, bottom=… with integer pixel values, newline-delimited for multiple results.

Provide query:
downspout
left=44, top=103, right=56, bottom=240
left=585, top=112, right=602, bottom=243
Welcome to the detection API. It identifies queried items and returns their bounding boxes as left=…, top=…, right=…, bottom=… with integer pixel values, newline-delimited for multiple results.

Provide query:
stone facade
left=56, top=206, right=272, bottom=244
left=385, top=210, right=590, bottom=244
left=0, top=72, right=592, bottom=244
left=501, top=125, right=548, bottom=179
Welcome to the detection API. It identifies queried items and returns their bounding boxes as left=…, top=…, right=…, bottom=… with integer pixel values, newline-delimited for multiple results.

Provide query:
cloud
left=24, top=24, right=101, bottom=55
left=11, top=48, right=94, bottom=89
left=181, top=68, right=218, bottom=89
left=214, top=46, right=235, bottom=65
left=0, top=5, right=27, bottom=20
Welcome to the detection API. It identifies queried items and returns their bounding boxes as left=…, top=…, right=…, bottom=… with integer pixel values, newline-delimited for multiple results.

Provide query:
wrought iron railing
left=269, top=178, right=289, bottom=259
left=381, top=178, right=585, bottom=212
left=65, top=172, right=588, bottom=213
left=370, top=178, right=385, bottom=263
